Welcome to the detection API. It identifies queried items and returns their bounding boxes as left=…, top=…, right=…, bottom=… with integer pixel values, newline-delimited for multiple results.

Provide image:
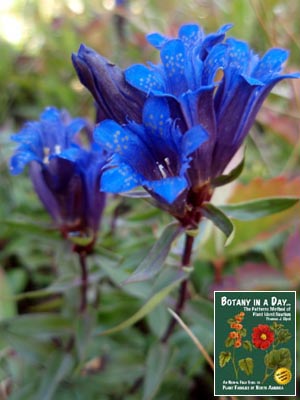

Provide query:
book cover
left=214, top=291, right=296, bottom=397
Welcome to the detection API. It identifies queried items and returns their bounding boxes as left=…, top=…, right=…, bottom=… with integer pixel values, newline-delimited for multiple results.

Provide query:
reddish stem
left=78, top=251, right=88, bottom=313
left=161, top=234, right=194, bottom=343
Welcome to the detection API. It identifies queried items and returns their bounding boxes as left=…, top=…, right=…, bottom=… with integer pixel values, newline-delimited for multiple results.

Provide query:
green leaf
left=238, top=357, right=253, bottom=375
left=143, top=343, right=170, bottom=400
left=98, top=271, right=187, bottom=336
left=219, top=351, right=231, bottom=367
left=1, top=331, right=54, bottom=363
left=34, top=352, right=74, bottom=400
left=225, top=337, right=235, bottom=347
left=201, top=203, right=235, bottom=246
left=239, top=328, right=247, bottom=338
left=276, top=328, right=292, bottom=344
left=0, top=268, right=17, bottom=320
left=219, top=197, right=299, bottom=221
left=227, top=318, right=235, bottom=324
left=6, top=268, right=27, bottom=294
left=75, top=311, right=96, bottom=362
left=123, top=222, right=182, bottom=284
left=6, top=383, right=36, bottom=400
left=264, top=348, right=292, bottom=369
left=212, top=156, right=245, bottom=187
left=1, top=314, right=73, bottom=338
left=242, top=340, right=252, bottom=351
left=147, top=304, right=170, bottom=338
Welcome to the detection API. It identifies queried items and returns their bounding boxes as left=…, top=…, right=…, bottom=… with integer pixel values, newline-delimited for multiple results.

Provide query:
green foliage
left=123, top=222, right=183, bottom=283
left=219, top=197, right=299, bottom=221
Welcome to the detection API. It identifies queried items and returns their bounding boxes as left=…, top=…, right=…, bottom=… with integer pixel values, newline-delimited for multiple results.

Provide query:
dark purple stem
left=78, top=251, right=88, bottom=313
left=161, top=234, right=194, bottom=343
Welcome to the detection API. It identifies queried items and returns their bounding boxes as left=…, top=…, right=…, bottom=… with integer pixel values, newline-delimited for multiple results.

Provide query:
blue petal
left=94, top=119, right=147, bottom=160
left=142, top=96, right=171, bottom=135
left=10, top=151, right=39, bottom=175
left=202, top=23, right=233, bottom=52
left=58, top=144, right=83, bottom=163
left=202, top=43, right=227, bottom=85
left=40, top=107, right=61, bottom=122
left=66, top=118, right=86, bottom=140
left=182, top=125, right=209, bottom=155
left=94, top=120, right=127, bottom=153
left=178, top=24, right=202, bottom=47
left=125, top=64, right=165, bottom=93
left=226, top=38, right=250, bottom=74
left=180, top=87, right=214, bottom=128
left=101, top=163, right=141, bottom=193
left=147, top=32, right=168, bottom=49
left=144, top=176, right=188, bottom=204
left=242, top=75, right=265, bottom=86
left=217, top=23, right=233, bottom=35
left=252, top=48, right=289, bottom=81
left=160, top=39, right=188, bottom=95
left=11, top=123, right=41, bottom=145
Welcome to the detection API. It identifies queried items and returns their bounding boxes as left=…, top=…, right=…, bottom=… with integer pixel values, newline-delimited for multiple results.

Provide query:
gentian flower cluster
left=10, top=107, right=107, bottom=252
left=73, top=23, right=299, bottom=228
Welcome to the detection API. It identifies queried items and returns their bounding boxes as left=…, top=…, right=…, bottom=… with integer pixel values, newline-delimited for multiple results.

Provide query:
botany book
left=214, top=291, right=296, bottom=396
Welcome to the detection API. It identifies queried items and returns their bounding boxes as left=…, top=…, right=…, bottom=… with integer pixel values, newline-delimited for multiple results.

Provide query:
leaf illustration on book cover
left=242, top=340, right=252, bottom=351
left=219, top=351, right=231, bottom=368
left=264, top=348, right=292, bottom=370
left=238, top=358, right=254, bottom=375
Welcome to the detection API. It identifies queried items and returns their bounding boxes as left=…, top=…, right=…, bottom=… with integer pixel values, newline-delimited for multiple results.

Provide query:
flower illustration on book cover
left=218, top=311, right=253, bottom=379
left=251, top=322, right=292, bottom=384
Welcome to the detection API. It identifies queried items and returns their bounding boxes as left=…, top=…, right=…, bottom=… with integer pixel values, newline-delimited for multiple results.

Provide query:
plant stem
left=231, top=348, right=239, bottom=380
left=161, top=234, right=194, bottom=343
left=262, top=365, right=272, bottom=384
left=78, top=251, right=88, bottom=313
left=181, top=233, right=194, bottom=267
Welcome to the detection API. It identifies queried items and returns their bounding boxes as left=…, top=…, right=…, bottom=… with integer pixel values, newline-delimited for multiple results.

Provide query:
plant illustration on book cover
left=219, top=313, right=292, bottom=383
left=218, top=311, right=253, bottom=379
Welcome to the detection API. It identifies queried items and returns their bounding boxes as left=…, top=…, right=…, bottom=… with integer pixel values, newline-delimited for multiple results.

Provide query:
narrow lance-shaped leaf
left=0, top=331, right=55, bottom=363
left=143, top=343, right=171, bottom=400
left=211, top=155, right=245, bottom=188
left=1, top=314, right=74, bottom=338
left=0, top=268, right=17, bottom=319
left=219, top=197, right=299, bottom=221
left=34, top=352, right=74, bottom=400
left=123, top=222, right=183, bottom=284
left=98, top=271, right=188, bottom=336
left=201, top=203, right=235, bottom=246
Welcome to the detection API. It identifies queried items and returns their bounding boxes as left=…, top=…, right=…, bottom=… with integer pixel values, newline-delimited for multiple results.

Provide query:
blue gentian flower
left=72, top=44, right=146, bottom=124
left=10, top=107, right=107, bottom=250
left=94, top=96, right=208, bottom=215
left=93, top=23, right=299, bottom=227
left=125, top=23, right=300, bottom=181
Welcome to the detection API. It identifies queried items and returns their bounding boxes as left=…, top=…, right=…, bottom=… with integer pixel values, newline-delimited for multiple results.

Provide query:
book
left=214, top=291, right=296, bottom=397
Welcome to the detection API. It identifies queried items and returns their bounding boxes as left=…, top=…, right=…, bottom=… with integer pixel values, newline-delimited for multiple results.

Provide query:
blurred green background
left=0, top=0, right=300, bottom=399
